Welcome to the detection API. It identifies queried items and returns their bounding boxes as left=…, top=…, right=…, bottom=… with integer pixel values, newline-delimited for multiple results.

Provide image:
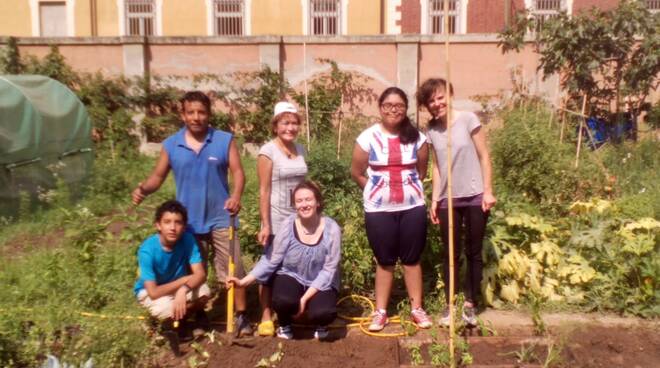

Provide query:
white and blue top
left=250, top=215, right=342, bottom=291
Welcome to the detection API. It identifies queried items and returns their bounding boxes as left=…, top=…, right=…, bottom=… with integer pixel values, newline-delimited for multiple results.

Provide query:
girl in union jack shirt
left=351, top=87, right=432, bottom=332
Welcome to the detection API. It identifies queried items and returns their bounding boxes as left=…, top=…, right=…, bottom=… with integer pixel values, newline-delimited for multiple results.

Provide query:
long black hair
left=378, top=87, right=419, bottom=145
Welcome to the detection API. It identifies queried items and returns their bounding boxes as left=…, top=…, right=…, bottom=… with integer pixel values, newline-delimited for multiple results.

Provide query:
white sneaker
left=439, top=308, right=451, bottom=327
left=313, top=326, right=329, bottom=340
left=462, top=306, right=478, bottom=327
left=276, top=325, right=293, bottom=339
left=368, top=310, right=389, bottom=332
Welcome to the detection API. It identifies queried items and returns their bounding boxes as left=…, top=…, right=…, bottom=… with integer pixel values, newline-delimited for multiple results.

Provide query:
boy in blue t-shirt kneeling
left=134, top=200, right=210, bottom=342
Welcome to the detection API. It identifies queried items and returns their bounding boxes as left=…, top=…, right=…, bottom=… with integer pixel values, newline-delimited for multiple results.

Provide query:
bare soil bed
left=159, top=313, right=660, bottom=368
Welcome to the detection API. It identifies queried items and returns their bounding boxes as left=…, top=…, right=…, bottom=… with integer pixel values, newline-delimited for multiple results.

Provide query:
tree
left=25, top=45, right=79, bottom=89
left=292, top=59, right=376, bottom=141
left=499, top=1, right=659, bottom=130
left=0, top=37, right=25, bottom=74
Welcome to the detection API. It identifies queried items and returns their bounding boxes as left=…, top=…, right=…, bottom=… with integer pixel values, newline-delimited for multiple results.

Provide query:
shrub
left=491, top=106, right=607, bottom=215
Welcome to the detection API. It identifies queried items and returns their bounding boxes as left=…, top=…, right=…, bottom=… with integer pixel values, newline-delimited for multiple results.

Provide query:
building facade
left=1, top=0, right=652, bottom=38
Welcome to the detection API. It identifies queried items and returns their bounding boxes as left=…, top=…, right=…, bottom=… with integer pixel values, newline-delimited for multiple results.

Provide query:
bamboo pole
left=549, top=78, right=560, bottom=128
left=303, top=42, right=311, bottom=148
left=575, top=94, right=588, bottom=168
left=337, top=111, right=344, bottom=159
left=559, top=97, right=567, bottom=143
left=443, top=1, right=456, bottom=367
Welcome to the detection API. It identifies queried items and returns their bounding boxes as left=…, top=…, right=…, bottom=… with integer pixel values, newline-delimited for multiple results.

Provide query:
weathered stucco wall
left=6, top=34, right=656, bottom=116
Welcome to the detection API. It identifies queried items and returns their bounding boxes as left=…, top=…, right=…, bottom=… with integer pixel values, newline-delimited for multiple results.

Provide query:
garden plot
left=159, top=310, right=659, bottom=368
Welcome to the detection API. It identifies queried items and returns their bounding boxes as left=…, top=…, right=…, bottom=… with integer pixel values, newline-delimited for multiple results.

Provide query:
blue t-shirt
left=163, top=127, right=234, bottom=234
left=133, top=232, right=202, bottom=296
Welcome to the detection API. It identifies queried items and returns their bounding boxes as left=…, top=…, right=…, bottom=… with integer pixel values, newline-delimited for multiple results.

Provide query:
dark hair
left=293, top=180, right=324, bottom=214
left=180, top=91, right=211, bottom=114
left=416, top=78, right=454, bottom=111
left=154, top=200, right=188, bottom=224
left=270, top=112, right=302, bottom=136
left=378, top=87, right=419, bottom=145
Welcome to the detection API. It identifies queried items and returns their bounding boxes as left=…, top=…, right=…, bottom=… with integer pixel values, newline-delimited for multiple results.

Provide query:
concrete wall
left=4, top=35, right=564, bottom=118
left=573, top=0, right=620, bottom=13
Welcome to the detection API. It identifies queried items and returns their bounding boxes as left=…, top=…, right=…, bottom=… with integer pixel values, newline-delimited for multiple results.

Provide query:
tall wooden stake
left=575, top=94, right=588, bottom=168
left=549, top=78, right=560, bottom=128
left=559, top=96, right=567, bottom=143
left=443, top=0, right=456, bottom=367
left=337, top=110, right=344, bottom=159
left=303, top=42, right=311, bottom=148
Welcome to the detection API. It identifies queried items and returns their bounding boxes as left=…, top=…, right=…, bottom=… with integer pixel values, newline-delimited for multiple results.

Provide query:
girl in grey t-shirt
left=417, top=78, right=496, bottom=327
left=255, top=101, right=308, bottom=336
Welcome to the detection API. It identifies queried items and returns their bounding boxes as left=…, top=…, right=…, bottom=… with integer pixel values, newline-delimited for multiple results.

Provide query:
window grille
left=429, top=0, right=460, bottom=34
left=310, top=0, right=340, bottom=36
left=215, top=0, right=244, bottom=36
left=531, top=0, right=564, bottom=33
left=126, top=0, right=155, bottom=36
left=645, top=0, right=660, bottom=13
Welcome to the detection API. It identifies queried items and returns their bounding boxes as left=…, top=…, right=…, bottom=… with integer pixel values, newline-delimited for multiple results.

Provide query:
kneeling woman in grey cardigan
left=228, top=180, right=341, bottom=340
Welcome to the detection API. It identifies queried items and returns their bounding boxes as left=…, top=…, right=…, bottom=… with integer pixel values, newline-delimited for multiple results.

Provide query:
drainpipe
left=504, top=0, right=511, bottom=28
left=90, top=0, right=98, bottom=36
left=380, top=0, right=385, bottom=34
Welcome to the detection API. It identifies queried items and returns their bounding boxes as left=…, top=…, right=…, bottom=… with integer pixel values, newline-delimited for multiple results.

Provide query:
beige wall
left=348, top=0, right=381, bottom=35
left=75, top=0, right=91, bottom=36
left=162, top=0, right=207, bottom=36
left=0, top=1, right=32, bottom=36
left=19, top=43, right=124, bottom=74
left=97, top=0, right=119, bottom=36
left=148, top=44, right=262, bottom=75
left=251, top=0, right=303, bottom=35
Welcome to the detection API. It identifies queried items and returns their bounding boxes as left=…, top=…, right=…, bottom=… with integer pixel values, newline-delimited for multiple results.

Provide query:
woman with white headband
left=254, top=101, right=308, bottom=336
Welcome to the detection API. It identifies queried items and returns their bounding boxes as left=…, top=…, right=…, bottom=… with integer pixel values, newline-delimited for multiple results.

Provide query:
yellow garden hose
left=1, top=294, right=418, bottom=338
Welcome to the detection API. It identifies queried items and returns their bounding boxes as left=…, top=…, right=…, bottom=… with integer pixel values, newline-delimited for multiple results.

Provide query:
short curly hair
left=154, top=200, right=188, bottom=224
left=416, top=78, right=454, bottom=111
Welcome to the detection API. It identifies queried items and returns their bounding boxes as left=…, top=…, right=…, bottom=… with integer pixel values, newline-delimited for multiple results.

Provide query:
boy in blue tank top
left=132, top=91, right=252, bottom=336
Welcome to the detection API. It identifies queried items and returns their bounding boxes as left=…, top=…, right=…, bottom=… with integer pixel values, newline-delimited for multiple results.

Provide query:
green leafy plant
left=228, top=66, right=289, bottom=144
left=255, top=342, right=284, bottom=368
left=500, top=343, right=540, bottom=365
left=499, top=0, right=660, bottom=131
left=293, top=59, right=376, bottom=142
left=408, top=344, right=423, bottom=366
left=0, top=36, right=24, bottom=74
left=24, top=45, right=79, bottom=89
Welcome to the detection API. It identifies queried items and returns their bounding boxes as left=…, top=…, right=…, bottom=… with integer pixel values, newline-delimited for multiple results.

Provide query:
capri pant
left=364, top=205, right=427, bottom=266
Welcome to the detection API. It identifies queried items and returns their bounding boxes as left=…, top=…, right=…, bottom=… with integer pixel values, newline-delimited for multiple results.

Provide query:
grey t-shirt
left=258, top=140, right=308, bottom=235
left=427, top=111, right=484, bottom=201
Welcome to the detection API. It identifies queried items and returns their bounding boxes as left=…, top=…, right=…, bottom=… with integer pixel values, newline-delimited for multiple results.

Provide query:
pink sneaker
left=368, top=310, right=389, bottom=332
left=411, top=308, right=433, bottom=329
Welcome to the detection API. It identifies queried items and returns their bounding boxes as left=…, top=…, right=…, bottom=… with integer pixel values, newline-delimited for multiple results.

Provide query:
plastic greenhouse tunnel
left=0, top=75, right=93, bottom=218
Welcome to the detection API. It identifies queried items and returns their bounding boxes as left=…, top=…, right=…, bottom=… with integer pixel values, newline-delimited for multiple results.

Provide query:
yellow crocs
left=257, top=320, right=275, bottom=337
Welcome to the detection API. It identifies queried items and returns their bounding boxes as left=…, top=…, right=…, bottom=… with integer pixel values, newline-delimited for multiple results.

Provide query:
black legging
left=438, top=205, right=489, bottom=307
left=271, top=274, right=337, bottom=327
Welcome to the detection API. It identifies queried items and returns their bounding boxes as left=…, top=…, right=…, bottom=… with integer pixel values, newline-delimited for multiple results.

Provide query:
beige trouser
left=137, top=283, right=211, bottom=320
left=195, top=228, right=246, bottom=283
